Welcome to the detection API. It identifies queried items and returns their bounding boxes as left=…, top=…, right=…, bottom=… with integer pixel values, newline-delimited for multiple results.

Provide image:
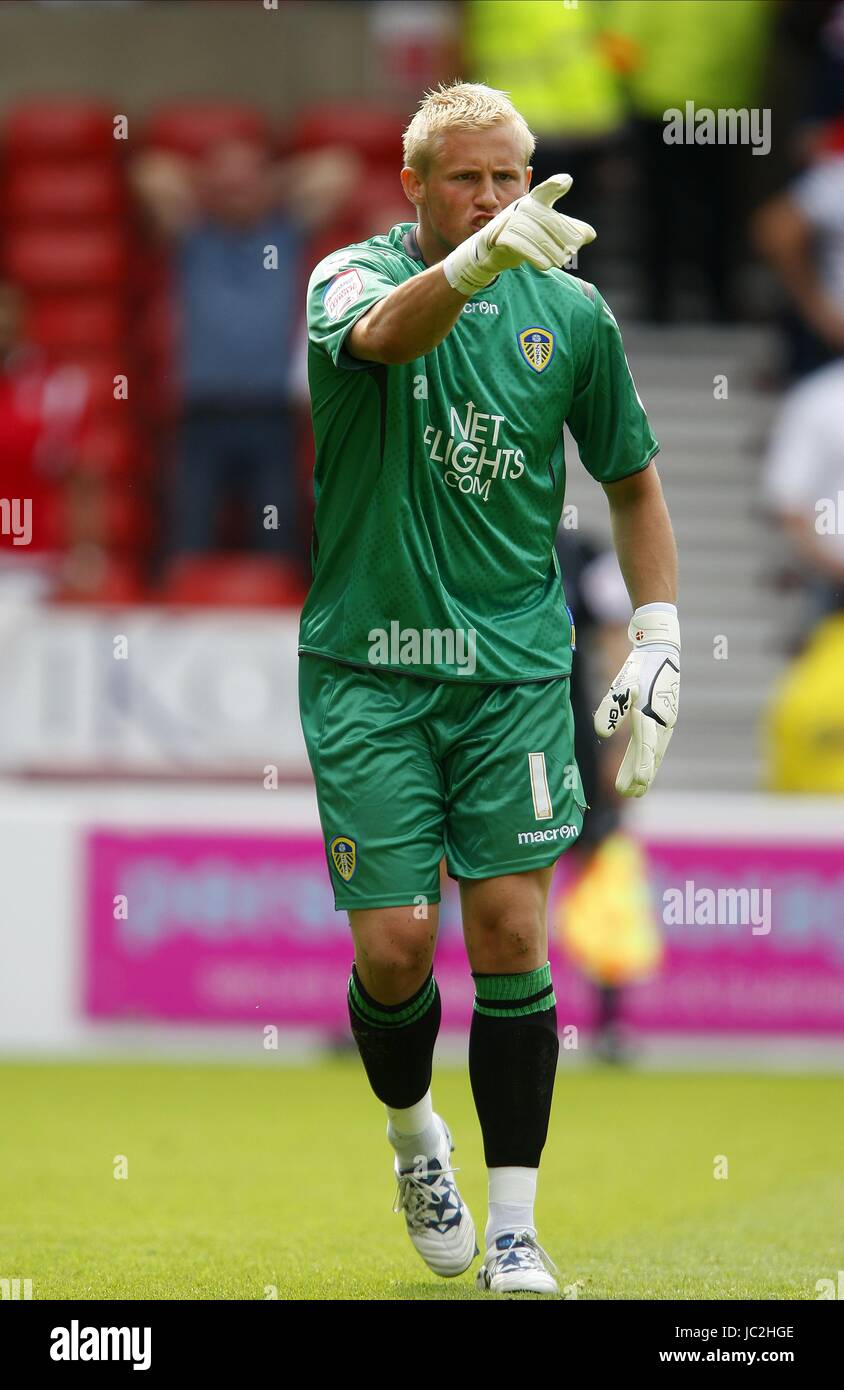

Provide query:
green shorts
left=299, top=654, right=589, bottom=911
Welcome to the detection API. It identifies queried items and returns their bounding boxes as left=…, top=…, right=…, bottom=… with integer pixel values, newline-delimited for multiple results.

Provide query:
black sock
left=347, top=963, right=441, bottom=1108
left=469, top=962, right=559, bottom=1167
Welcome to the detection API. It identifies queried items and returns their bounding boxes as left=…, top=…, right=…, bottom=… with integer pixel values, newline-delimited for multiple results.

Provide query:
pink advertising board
left=85, top=830, right=844, bottom=1033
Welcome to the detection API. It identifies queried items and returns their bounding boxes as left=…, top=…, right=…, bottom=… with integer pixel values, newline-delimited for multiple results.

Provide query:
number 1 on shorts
left=528, top=751, right=553, bottom=820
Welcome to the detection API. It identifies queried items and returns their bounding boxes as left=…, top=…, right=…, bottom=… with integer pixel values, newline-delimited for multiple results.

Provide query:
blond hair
left=402, top=81, right=535, bottom=178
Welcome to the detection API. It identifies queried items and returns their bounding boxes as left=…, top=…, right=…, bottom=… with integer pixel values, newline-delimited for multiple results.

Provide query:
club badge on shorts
left=330, top=835, right=357, bottom=881
left=517, top=326, right=555, bottom=373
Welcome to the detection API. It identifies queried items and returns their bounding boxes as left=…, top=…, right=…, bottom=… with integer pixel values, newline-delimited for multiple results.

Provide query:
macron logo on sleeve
left=323, top=269, right=364, bottom=322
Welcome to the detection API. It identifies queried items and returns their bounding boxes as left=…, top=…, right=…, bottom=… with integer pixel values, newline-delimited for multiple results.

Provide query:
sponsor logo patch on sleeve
left=323, top=268, right=364, bottom=322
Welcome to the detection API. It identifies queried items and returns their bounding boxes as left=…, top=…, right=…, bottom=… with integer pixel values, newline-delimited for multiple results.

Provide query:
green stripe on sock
left=472, top=991, right=556, bottom=1018
left=473, top=984, right=554, bottom=1013
left=348, top=972, right=436, bottom=1028
left=473, top=961, right=553, bottom=1001
left=472, top=962, right=556, bottom=1018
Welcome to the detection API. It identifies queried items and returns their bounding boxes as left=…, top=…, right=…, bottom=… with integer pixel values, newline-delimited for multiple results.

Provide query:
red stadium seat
left=69, top=358, right=128, bottom=415
left=6, top=163, right=126, bottom=223
left=135, top=290, right=175, bottom=361
left=53, top=553, right=147, bottom=605
left=4, top=227, right=127, bottom=291
left=4, top=101, right=118, bottom=163
left=304, top=169, right=410, bottom=268
left=102, top=484, right=153, bottom=550
left=284, top=105, right=404, bottom=170
left=820, top=115, right=844, bottom=155
left=142, top=103, right=271, bottom=158
left=58, top=473, right=150, bottom=551
left=75, top=421, right=140, bottom=479
left=25, top=296, right=126, bottom=356
left=160, top=554, right=308, bottom=607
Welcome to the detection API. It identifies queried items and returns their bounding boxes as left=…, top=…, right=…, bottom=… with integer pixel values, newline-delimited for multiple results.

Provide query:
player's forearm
left=129, top=151, right=195, bottom=238
left=362, top=266, right=470, bottom=364
left=604, top=465, right=678, bottom=609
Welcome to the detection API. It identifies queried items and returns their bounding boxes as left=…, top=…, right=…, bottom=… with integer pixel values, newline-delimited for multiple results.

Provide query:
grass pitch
left=1, top=1059, right=841, bottom=1300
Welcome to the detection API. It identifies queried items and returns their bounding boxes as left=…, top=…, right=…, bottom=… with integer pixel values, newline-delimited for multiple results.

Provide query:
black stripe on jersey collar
left=402, top=222, right=500, bottom=288
left=403, top=224, right=426, bottom=264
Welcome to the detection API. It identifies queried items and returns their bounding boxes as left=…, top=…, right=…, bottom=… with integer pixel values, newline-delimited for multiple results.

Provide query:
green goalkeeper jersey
left=300, top=222, right=659, bottom=683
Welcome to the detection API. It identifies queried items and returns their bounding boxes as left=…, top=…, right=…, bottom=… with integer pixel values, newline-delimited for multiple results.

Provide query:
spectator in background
left=0, top=279, right=89, bottom=586
left=762, top=357, right=844, bottom=621
left=130, top=136, right=361, bottom=567
left=462, top=0, right=624, bottom=248
left=752, top=114, right=844, bottom=379
left=603, top=0, right=774, bottom=322
left=287, top=174, right=414, bottom=411
left=784, top=0, right=844, bottom=163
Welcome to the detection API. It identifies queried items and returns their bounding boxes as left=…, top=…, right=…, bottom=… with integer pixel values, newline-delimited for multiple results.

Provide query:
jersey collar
left=401, top=223, right=500, bottom=290
left=402, top=224, right=427, bottom=265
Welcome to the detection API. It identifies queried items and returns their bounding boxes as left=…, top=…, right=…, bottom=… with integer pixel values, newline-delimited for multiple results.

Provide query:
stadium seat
left=283, top=104, right=404, bottom=170
left=4, top=227, right=127, bottom=291
left=74, top=421, right=140, bottom=479
left=101, top=484, right=153, bottom=550
left=820, top=114, right=844, bottom=155
left=52, top=552, right=147, bottom=605
left=58, top=471, right=150, bottom=550
left=355, top=168, right=412, bottom=226
left=25, top=296, right=126, bottom=356
left=134, top=290, right=175, bottom=361
left=142, top=102, right=271, bottom=158
left=67, top=358, right=128, bottom=415
left=6, top=163, right=125, bottom=223
left=159, top=554, right=308, bottom=607
left=304, top=169, right=410, bottom=268
left=3, top=101, right=118, bottom=162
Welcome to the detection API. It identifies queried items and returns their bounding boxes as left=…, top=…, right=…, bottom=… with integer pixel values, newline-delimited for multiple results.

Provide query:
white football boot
left=392, top=1114, right=478, bottom=1277
left=475, top=1230, right=559, bottom=1295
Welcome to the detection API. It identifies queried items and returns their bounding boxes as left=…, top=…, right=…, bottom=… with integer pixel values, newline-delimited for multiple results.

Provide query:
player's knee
left=469, top=908, right=545, bottom=972
left=353, top=914, right=435, bottom=999
left=354, top=958, right=432, bottom=1006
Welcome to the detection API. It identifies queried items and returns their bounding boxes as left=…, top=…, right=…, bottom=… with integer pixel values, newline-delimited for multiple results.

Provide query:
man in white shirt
left=763, top=358, right=844, bottom=617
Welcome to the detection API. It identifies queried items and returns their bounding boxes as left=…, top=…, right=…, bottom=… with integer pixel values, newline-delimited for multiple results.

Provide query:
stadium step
left=562, top=321, right=793, bottom=792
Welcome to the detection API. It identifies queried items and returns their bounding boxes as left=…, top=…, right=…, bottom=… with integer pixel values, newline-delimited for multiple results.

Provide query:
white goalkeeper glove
left=593, top=603, right=681, bottom=798
left=442, top=173, right=596, bottom=297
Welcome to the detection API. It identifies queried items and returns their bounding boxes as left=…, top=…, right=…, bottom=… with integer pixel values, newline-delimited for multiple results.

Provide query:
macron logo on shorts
left=517, top=825, right=580, bottom=845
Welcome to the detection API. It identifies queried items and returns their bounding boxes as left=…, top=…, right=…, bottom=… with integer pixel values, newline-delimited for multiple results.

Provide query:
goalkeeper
left=299, top=81, right=679, bottom=1296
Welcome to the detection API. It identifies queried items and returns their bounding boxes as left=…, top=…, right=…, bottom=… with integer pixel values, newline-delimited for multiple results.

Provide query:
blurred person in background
left=752, top=113, right=844, bottom=379
left=287, top=177, right=413, bottom=404
left=761, top=354, right=844, bottom=792
left=603, top=0, right=774, bottom=323
left=782, top=0, right=844, bottom=164
left=762, top=356, right=844, bottom=620
left=554, top=528, right=663, bottom=1065
left=462, top=0, right=625, bottom=261
left=0, top=278, right=89, bottom=591
left=130, top=135, right=361, bottom=569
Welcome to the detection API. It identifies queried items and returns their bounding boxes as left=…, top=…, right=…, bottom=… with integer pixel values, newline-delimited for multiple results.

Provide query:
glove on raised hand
left=442, top=174, right=596, bottom=297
